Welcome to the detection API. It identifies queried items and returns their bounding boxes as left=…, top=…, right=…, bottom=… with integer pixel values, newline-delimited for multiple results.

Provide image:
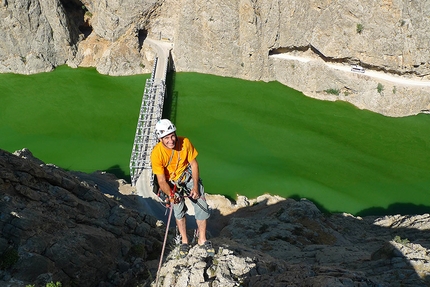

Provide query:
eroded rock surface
left=1, top=148, right=429, bottom=286
left=0, top=148, right=163, bottom=287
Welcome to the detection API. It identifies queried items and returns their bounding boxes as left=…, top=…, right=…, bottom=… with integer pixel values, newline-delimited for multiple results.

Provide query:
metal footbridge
left=129, top=39, right=173, bottom=196
left=129, top=38, right=199, bottom=222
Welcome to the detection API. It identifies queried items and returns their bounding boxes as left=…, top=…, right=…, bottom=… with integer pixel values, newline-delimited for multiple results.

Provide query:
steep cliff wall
left=169, top=0, right=430, bottom=116
left=0, top=0, right=80, bottom=73
left=1, top=0, right=429, bottom=115
left=171, top=0, right=430, bottom=80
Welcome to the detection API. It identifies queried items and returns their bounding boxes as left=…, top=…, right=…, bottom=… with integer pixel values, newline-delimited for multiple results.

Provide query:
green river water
left=1, top=66, right=429, bottom=216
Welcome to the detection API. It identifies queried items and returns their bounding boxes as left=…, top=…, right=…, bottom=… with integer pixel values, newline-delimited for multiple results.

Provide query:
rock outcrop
left=210, top=197, right=430, bottom=287
left=1, top=0, right=430, bottom=116
left=1, top=148, right=430, bottom=286
left=0, top=0, right=80, bottom=74
left=0, top=148, right=163, bottom=287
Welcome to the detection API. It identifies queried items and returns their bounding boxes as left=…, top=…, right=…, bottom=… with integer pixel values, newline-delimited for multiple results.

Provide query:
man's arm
left=155, top=173, right=173, bottom=197
left=189, top=158, right=200, bottom=199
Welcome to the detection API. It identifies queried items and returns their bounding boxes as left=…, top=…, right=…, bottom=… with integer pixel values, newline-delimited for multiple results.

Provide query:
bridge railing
left=129, top=54, right=169, bottom=186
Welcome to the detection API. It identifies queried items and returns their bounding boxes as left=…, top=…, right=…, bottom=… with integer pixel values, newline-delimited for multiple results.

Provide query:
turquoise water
left=1, top=67, right=430, bottom=216
left=0, top=66, right=148, bottom=177
left=172, top=73, right=430, bottom=216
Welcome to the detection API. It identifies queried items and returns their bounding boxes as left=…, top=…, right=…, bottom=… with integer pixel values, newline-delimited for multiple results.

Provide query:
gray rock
left=2, top=147, right=430, bottom=286
left=0, top=149, right=163, bottom=286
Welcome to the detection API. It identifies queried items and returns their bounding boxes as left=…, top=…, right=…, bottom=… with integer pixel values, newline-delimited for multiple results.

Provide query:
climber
left=150, top=119, right=215, bottom=258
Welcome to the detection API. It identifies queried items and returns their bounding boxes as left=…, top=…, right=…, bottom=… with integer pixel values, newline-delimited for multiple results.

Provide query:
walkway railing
left=129, top=56, right=168, bottom=186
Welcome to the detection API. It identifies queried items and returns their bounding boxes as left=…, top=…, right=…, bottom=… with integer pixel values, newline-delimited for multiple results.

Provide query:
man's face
left=161, top=132, right=177, bottom=149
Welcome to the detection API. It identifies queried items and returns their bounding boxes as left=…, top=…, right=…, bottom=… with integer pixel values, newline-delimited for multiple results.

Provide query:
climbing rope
left=155, top=185, right=176, bottom=286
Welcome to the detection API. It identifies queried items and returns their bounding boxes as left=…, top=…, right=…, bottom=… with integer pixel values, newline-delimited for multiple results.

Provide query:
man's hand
left=189, top=187, right=200, bottom=200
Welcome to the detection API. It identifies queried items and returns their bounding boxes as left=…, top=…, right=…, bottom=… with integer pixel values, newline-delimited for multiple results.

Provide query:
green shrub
left=325, top=88, right=340, bottom=96
left=393, top=235, right=409, bottom=245
left=82, top=5, right=92, bottom=17
left=356, top=23, right=364, bottom=34
left=377, top=83, right=384, bottom=94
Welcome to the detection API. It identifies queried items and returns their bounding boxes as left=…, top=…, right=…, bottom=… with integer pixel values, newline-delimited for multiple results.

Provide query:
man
left=150, top=119, right=214, bottom=257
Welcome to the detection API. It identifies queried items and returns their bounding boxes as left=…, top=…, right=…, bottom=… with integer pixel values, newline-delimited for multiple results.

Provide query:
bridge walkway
left=129, top=39, right=173, bottom=203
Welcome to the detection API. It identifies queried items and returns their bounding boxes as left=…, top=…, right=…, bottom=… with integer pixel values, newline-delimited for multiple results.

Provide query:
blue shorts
left=173, top=178, right=210, bottom=221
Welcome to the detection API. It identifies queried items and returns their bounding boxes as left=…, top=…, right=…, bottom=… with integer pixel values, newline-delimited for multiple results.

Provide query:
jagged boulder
left=155, top=238, right=378, bottom=287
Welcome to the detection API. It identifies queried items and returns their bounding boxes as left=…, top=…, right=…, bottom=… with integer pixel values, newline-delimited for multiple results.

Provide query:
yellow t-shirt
left=150, top=136, right=198, bottom=181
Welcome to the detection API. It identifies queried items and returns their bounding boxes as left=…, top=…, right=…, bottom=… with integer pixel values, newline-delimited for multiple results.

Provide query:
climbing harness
left=155, top=156, right=210, bottom=215
left=155, top=184, right=176, bottom=287
left=156, top=163, right=211, bottom=215
left=174, top=179, right=211, bottom=215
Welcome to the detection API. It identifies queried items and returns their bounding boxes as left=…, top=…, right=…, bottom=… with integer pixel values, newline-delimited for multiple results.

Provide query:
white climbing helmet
left=155, top=119, right=176, bottom=139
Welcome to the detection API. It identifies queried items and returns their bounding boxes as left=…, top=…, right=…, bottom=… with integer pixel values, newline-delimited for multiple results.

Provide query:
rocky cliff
left=0, top=148, right=164, bottom=286
left=1, top=0, right=430, bottom=116
left=1, top=149, right=430, bottom=286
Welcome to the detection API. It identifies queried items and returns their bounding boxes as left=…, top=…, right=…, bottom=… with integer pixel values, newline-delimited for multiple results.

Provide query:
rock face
left=211, top=197, right=430, bottom=287
left=0, top=0, right=80, bottom=74
left=0, top=148, right=163, bottom=287
left=1, top=0, right=430, bottom=116
left=1, top=148, right=430, bottom=286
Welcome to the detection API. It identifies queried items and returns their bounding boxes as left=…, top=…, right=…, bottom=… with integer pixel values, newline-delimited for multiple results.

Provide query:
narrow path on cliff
left=270, top=54, right=430, bottom=87
left=145, top=38, right=173, bottom=79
